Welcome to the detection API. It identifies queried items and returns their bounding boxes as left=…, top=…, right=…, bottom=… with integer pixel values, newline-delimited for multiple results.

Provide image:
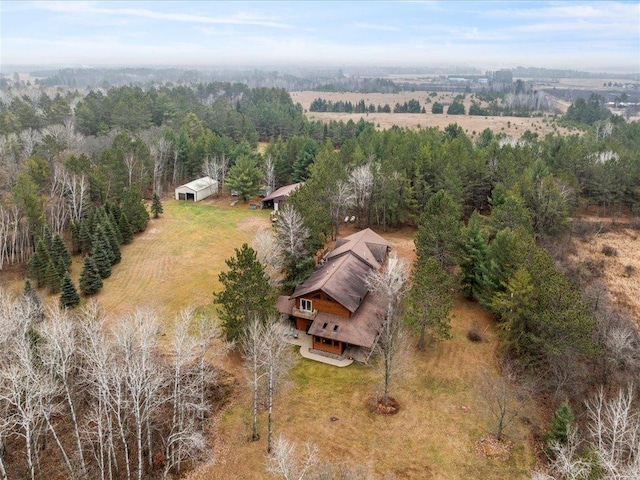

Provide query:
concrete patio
left=283, top=328, right=354, bottom=367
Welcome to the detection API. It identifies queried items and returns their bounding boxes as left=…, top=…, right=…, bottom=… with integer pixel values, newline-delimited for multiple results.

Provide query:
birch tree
left=262, top=318, right=295, bottom=453
left=274, top=205, right=312, bottom=287
left=586, top=387, right=640, bottom=479
left=264, top=155, right=276, bottom=195
left=348, top=163, right=373, bottom=228
left=243, top=317, right=268, bottom=442
left=367, top=253, right=409, bottom=408
left=265, top=434, right=318, bottom=480
left=40, top=307, right=88, bottom=477
left=251, top=228, right=284, bottom=287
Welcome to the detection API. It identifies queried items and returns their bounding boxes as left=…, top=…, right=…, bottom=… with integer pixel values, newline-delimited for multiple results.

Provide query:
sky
left=1, top=1, right=639, bottom=72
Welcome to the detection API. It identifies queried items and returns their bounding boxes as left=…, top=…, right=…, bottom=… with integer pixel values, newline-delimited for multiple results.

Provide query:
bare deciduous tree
left=262, top=318, right=296, bottom=453
left=479, top=363, right=522, bottom=442
left=348, top=162, right=374, bottom=228
left=243, top=317, right=268, bottom=442
left=586, top=386, right=640, bottom=479
left=329, top=180, right=354, bottom=239
left=263, top=155, right=276, bottom=195
left=251, top=229, right=284, bottom=287
left=366, top=253, right=409, bottom=407
left=265, top=434, right=318, bottom=480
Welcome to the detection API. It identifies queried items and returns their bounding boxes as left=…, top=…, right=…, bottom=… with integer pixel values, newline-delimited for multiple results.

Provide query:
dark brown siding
left=312, top=336, right=344, bottom=355
left=297, top=293, right=351, bottom=318
left=295, top=317, right=313, bottom=332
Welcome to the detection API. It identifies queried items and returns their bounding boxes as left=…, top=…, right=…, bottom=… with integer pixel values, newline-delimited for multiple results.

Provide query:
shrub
left=467, top=322, right=483, bottom=342
left=601, top=245, right=618, bottom=257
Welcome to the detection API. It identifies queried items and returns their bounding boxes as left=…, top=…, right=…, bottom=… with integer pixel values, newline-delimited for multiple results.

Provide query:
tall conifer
left=59, top=273, right=80, bottom=308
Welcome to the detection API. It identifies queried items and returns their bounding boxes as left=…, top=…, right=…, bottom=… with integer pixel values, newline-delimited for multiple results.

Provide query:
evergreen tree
left=59, top=273, right=80, bottom=308
left=69, top=221, right=81, bottom=254
left=226, top=156, right=263, bottom=202
left=103, top=220, right=122, bottom=264
left=42, top=224, right=53, bottom=251
left=45, top=259, right=62, bottom=294
left=79, top=255, right=103, bottom=296
left=214, top=244, right=275, bottom=342
left=151, top=192, right=163, bottom=219
left=406, top=256, right=455, bottom=351
left=51, top=233, right=72, bottom=276
left=545, top=401, right=574, bottom=451
left=118, top=212, right=134, bottom=244
left=122, top=185, right=150, bottom=232
left=415, top=190, right=463, bottom=271
left=91, top=226, right=112, bottom=279
left=460, top=211, right=489, bottom=299
left=22, top=279, right=45, bottom=322
left=28, top=238, right=51, bottom=288
left=79, top=220, right=92, bottom=255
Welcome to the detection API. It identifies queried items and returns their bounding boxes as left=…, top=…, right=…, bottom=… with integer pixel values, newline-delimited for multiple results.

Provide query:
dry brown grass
left=291, top=90, right=569, bottom=138
left=187, top=298, right=538, bottom=480
left=1, top=196, right=272, bottom=322
left=570, top=220, right=640, bottom=323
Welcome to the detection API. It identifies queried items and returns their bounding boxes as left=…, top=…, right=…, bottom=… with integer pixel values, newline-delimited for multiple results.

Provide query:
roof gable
left=178, top=176, right=217, bottom=192
left=325, top=228, right=391, bottom=269
left=262, top=182, right=303, bottom=202
left=291, top=228, right=391, bottom=313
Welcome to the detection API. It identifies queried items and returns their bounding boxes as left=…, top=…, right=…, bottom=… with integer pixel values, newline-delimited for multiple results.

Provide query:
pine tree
left=103, top=220, right=122, bottom=264
left=119, top=212, right=134, bottom=244
left=59, top=273, right=80, bottom=308
left=22, top=279, right=45, bottom=322
left=79, top=255, right=103, bottom=296
left=42, top=224, right=53, bottom=251
left=29, top=238, right=51, bottom=288
left=151, top=192, right=163, bottom=219
left=122, top=185, right=150, bottom=232
left=79, top=220, right=92, bottom=255
left=51, top=233, right=72, bottom=276
left=69, top=221, right=81, bottom=254
left=460, top=212, right=489, bottom=299
left=415, top=190, right=463, bottom=271
left=406, top=256, right=455, bottom=351
left=45, top=259, right=62, bottom=294
left=214, top=244, right=276, bottom=342
left=545, top=401, right=574, bottom=454
left=91, top=227, right=112, bottom=279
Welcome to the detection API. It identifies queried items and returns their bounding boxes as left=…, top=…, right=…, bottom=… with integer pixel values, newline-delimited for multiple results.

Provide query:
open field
left=0, top=198, right=541, bottom=478
left=292, top=91, right=571, bottom=138
left=570, top=218, right=640, bottom=323
left=1, top=197, right=272, bottom=322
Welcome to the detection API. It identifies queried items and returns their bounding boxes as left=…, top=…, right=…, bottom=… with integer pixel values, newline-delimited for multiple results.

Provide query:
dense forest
left=0, top=77, right=639, bottom=478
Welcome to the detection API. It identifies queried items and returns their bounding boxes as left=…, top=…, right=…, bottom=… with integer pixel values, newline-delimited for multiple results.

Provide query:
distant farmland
left=292, top=90, right=571, bottom=138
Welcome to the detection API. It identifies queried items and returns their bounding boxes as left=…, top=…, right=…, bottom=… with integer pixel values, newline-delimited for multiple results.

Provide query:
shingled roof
left=262, top=182, right=302, bottom=202
left=290, top=228, right=392, bottom=313
left=326, top=228, right=392, bottom=269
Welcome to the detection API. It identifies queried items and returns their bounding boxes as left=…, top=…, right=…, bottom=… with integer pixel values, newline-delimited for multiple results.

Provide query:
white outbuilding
left=174, top=176, right=218, bottom=202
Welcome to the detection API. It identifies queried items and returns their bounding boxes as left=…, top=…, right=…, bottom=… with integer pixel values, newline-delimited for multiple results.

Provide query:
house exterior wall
left=312, top=336, right=344, bottom=355
left=295, top=294, right=350, bottom=318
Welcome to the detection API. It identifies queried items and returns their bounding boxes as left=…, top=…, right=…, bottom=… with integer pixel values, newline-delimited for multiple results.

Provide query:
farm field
left=291, top=90, right=571, bottom=138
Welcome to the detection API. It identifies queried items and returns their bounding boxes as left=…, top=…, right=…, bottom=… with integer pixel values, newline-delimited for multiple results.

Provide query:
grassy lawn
left=2, top=197, right=540, bottom=479
left=91, top=198, right=271, bottom=322
left=189, top=299, right=539, bottom=480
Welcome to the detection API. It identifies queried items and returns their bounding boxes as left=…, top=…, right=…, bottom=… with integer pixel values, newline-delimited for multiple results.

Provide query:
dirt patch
left=371, top=396, right=401, bottom=415
left=236, top=215, right=271, bottom=233
left=476, top=434, right=513, bottom=460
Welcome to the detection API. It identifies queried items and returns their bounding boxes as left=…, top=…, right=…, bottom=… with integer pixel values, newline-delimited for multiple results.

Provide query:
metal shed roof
left=177, top=176, right=217, bottom=192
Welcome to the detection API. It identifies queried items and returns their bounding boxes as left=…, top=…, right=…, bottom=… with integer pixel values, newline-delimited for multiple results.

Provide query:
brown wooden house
left=277, top=228, right=391, bottom=357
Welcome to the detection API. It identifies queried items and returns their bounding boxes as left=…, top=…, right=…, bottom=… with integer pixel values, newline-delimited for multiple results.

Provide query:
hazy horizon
left=1, top=1, right=639, bottom=74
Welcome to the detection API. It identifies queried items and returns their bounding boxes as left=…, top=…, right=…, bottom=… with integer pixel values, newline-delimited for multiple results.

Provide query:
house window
left=300, top=299, right=313, bottom=312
